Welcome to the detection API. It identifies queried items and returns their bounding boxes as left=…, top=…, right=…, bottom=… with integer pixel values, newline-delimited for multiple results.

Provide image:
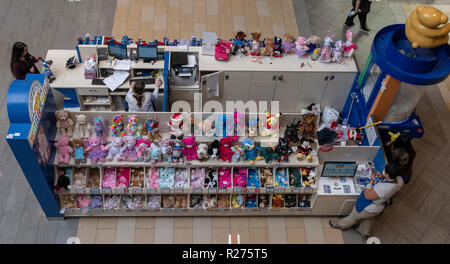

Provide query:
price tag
left=291, top=187, right=300, bottom=193
left=259, top=207, right=267, bottom=212
left=174, top=188, right=184, bottom=194
left=218, top=188, right=227, bottom=194
left=275, top=187, right=285, bottom=193
left=75, top=187, right=85, bottom=194
left=114, top=188, right=125, bottom=194
left=185, top=162, right=192, bottom=167
left=193, top=188, right=202, bottom=194
left=232, top=208, right=241, bottom=212
left=163, top=208, right=172, bottom=212
left=266, top=188, right=274, bottom=193
left=304, top=186, right=313, bottom=193
left=174, top=208, right=184, bottom=212
left=148, top=209, right=155, bottom=212
left=208, top=188, right=217, bottom=194
left=233, top=187, right=243, bottom=193
left=147, top=188, right=156, bottom=194
left=217, top=208, right=225, bottom=212
left=90, top=188, right=100, bottom=194
left=247, top=187, right=256, bottom=193
left=134, top=188, right=142, bottom=194
left=161, top=188, right=170, bottom=194
left=102, top=188, right=111, bottom=194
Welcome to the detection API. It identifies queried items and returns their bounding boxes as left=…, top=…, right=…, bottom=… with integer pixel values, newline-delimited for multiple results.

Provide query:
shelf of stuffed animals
left=59, top=192, right=315, bottom=216
left=54, top=165, right=319, bottom=196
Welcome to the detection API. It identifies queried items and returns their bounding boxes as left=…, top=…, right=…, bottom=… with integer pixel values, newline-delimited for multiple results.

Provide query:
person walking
left=345, top=0, right=373, bottom=32
left=329, top=163, right=404, bottom=239
left=10, top=42, right=42, bottom=80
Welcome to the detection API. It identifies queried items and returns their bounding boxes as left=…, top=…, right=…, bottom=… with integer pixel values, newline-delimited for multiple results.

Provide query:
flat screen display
left=321, top=162, right=357, bottom=177
left=138, top=45, right=158, bottom=59
left=108, top=43, right=128, bottom=59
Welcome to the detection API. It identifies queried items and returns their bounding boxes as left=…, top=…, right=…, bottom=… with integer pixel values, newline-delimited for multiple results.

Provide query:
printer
left=170, top=53, right=198, bottom=86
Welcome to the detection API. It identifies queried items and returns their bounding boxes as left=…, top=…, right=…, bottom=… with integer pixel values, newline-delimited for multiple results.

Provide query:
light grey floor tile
left=19, top=195, right=42, bottom=229
left=193, top=217, right=212, bottom=244
left=341, top=229, right=365, bottom=244
left=4, top=173, right=30, bottom=212
left=0, top=211, right=22, bottom=243
left=15, top=228, right=37, bottom=244
left=36, top=215, right=58, bottom=244
left=155, top=217, right=174, bottom=244
left=115, top=228, right=136, bottom=244
left=57, top=218, right=79, bottom=230
left=267, top=217, right=288, bottom=244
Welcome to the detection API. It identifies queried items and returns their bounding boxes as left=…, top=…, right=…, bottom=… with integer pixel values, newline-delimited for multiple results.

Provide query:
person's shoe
left=345, top=22, right=355, bottom=28
left=329, top=220, right=341, bottom=229
left=360, top=26, right=371, bottom=32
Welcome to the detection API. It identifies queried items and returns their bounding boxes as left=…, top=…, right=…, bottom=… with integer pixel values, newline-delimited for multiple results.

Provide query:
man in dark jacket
left=345, top=0, right=372, bottom=32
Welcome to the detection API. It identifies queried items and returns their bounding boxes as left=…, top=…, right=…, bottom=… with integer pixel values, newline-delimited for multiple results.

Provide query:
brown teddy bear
left=55, top=110, right=74, bottom=137
left=130, top=168, right=144, bottom=188
left=260, top=168, right=274, bottom=187
left=261, top=37, right=274, bottom=56
left=87, top=168, right=100, bottom=189
left=162, top=195, right=175, bottom=208
left=300, top=113, right=317, bottom=139
left=174, top=195, right=187, bottom=208
left=406, top=5, right=450, bottom=49
left=72, top=138, right=87, bottom=164
left=217, top=194, right=230, bottom=209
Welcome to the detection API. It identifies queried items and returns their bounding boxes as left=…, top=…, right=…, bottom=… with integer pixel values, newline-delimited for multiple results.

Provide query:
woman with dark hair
left=10, top=42, right=42, bottom=80
left=385, top=134, right=416, bottom=184
left=125, top=78, right=163, bottom=112
left=329, top=163, right=404, bottom=239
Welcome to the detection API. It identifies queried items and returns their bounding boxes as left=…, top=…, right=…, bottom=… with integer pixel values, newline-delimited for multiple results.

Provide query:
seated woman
left=11, top=42, right=42, bottom=80
left=126, top=78, right=163, bottom=112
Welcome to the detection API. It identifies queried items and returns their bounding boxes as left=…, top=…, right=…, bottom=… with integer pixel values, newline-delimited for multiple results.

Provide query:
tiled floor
left=112, top=0, right=300, bottom=41
left=1, top=0, right=450, bottom=244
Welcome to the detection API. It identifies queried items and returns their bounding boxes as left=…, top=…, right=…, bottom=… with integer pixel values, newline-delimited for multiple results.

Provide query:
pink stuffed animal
left=55, top=137, right=73, bottom=164
left=146, top=168, right=159, bottom=188
left=218, top=168, right=232, bottom=188
left=190, top=168, right=205, bottom=188
left=102, top=168, right=116, bottom=189
left=294, top=37, right=310, bottom=56
left=219, top=136, right=237, bottom=163
left=136, top=138, right=151, bottom=162
left=182, top=136, right=198, bottom=161
left=116, top=167, right=130, bottom=188
left=118, top=136, right=138, bottom=162
left=344, top=29, right=358, bottom=58
left=86, top=137, right=106, bottom=164
left=233, top=168, right=248, bottom=187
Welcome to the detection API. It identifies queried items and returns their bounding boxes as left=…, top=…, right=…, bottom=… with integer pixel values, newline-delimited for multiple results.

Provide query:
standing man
left=329, top=163, right=404, bottom=239
left=345, top=0, right=373, bottom=32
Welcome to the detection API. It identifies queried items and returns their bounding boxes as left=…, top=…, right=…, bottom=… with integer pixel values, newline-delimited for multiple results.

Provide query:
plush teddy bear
left=247, top=168, right=261, bottom=188
left=260, top=168, right=274, bottom=187
left=116, top=167, right=130, bottom=188
left=171, top=141, right=183, bottom=163
left=55, top=110, right=74, bottom=137
left=406, top=5, right=450, bottom=49
left=174, top=195, right=188, bottom=208
left=136, top=138, right=151, bottom=162
left=146, top=168, right=160, bottom=188
left=300, top=113, right=318, bottom=139
left=62, top=195, right=77, bottom=209
left=72, top=168, right=86, bottom=187
left=162, top=195, right=175, bottom=208
left=259, top=194, right=268, bottom=208
left=272, top=194, right=284, bottom=208
left=55, top=137, right=73, bottom=164
left=72, top=138, right=86, bottom=164
left=86, top=137, right=106, bottom=164
left=105, top=137, right=123, bottom=161
left=117, top=136, right=138, bottom=162
left=104, top=195, right=120, bottom=210
left=217, top=195, right=230, bottom=209
left=87, top=168, right=101, bottom=189
left=232, top=31, right=248, bottom=56
left=197, top=143, right=209, bottom=162
left=294, top=37, right=310, bottom=57
left=190, top=168, right=205, bottom=188
left=74, top=114, right=90, bottom=139
left=182, top=136, right=198, bottom=161
left=282, top=34, right=296, bottom=53
left=261, top=37, right=274, bottom=56
left=102, top=168, right=116, bottom=189
left=131, top=168, right=144, bottom=188
left=250, top=32, right=262, bottom=56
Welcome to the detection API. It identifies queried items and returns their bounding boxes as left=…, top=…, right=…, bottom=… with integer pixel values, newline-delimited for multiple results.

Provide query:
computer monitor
left=321, top=162, right=357, bottom=177
left=138, top=45, right=158, bottom=60
left=108, top=42, right=128, bottom=59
